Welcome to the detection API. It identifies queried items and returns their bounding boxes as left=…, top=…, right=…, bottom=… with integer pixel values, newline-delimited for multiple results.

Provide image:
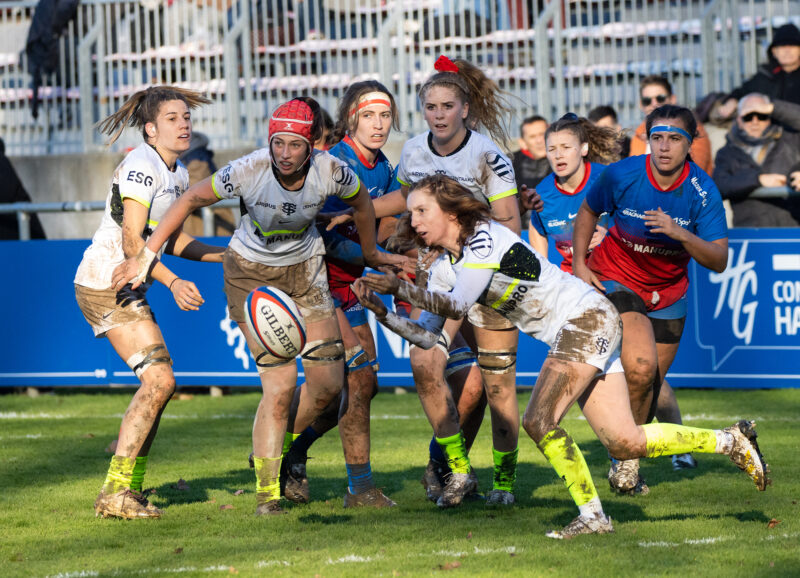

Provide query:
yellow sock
left=130, top=456, right=148, bottom=493
left=253, top=456, right=282, bottom=504
left=282, top=432, right=300, bottom=456
left=102, top=455, right=136, bottom=494
left=537, top=427, right=598, bottom=507
left=435, top=431, right=471, bottom=474
left=643, top=423, right=717, bottom=457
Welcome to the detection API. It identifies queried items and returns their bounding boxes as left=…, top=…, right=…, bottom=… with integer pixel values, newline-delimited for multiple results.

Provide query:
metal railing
left=0, top=0, right=798, bottom=156
left=0, top=199, right=239, bottom=240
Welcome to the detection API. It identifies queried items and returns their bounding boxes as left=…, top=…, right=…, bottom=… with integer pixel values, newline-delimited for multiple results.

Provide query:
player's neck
left=431, top=127, right=468, bottom=156
left=347, top=135, right=379, bottom=166
left=649, top=157, right=683, bottom=189
left=149, top=142, right=179, bottom=171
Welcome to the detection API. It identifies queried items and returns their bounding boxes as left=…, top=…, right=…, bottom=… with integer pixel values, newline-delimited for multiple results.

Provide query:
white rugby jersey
left=396, top=130, right=517, bottom=205
left=75, top=143, right=189, bottom=290
left=427, top=221, right=599, bottom=346
left=212, top=148, right=360, bottom=266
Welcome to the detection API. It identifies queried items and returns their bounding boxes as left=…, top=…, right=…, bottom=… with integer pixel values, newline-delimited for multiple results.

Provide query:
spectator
left=0, top=138, right=46, bottom=240
left=511, top=115, right=549, bottom=190
left=511, top=115, right=549, bottom=228
left=717, top=23, right=800, bottom=119
left=588, top=105, right=631, bottom=157
left=629, top=75, right=713, bottom=174
left=712, top=94, right=800, bottom=227
left=178, top=132, right=234, bottom=237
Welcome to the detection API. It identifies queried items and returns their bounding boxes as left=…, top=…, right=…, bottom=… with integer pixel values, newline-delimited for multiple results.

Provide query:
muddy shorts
left=223, top=247, right=335, bottom=325
left=467, top=302, right=515, bottom=330
left=549, top=294, right=623, bottom=374
left=75, top=283, right=153, bottom=337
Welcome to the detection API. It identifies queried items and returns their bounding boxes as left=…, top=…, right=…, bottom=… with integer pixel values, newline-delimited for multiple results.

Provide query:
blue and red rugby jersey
left=530, top=161, right=609, bottom=273
left=585, top=154, right=727, bottom=311
left=322, top=135, right=400, bottom=290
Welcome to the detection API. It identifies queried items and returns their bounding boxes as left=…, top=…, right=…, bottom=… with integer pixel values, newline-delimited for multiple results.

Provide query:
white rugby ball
left=244, top=286, right=306, bottom=360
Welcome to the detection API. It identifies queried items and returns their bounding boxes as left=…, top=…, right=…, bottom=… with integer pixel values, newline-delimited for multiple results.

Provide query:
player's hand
left=520, top=184, right=544, bottom=213
left=363, top=249, right=409, bottom=271
left=645, top=207, right=687, bottom=241
left=351, top=279, right=388, bottom=318
left=588, top=225, right=608, bottom=251
left=321, top=210, right=354, bottom=231
left=171, top=279, right=204, bottom=311
left=573, top=261, right=605, bottom=293
left=360, top=269, right=401, bottom=295
left=110, top=246, right=156, bottom=291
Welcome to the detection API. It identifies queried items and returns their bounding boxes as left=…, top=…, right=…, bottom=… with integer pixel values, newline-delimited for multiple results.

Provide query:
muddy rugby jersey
left=396, top=130, right=517, bottom=205
left=530, top=162, right=610, bottom=273
left=323, top=135, right=399, bottom=288
left=212, top=148, right=360, bottom=266
left=75, top=143, right=189, bottom=290
left=585, top=155, right=727, bottom=311
left=426, top=221, right=601, bottom=346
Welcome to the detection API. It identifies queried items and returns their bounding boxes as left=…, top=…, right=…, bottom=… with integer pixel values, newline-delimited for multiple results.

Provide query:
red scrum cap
left=269, top=100, right=314, bottom=145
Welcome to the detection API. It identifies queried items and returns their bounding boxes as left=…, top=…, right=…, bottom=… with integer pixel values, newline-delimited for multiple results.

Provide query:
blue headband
left=649, top=124, right=693, bottom=143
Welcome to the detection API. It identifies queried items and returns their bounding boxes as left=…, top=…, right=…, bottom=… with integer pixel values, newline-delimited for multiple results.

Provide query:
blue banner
left=1, top=230, right=798, bottom=388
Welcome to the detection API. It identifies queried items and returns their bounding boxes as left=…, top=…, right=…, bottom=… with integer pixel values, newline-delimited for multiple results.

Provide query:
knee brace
left=606, top=290, right=647, bottom=315
left=445, top=346, right=477, bottom=377
left=345, top=345, right=370, bottom=373
left=254, top=350, right=294, bottom=373
left=370, top=358, right=380, bottom=373
left=126, top=344, right=172, bottom=379
left=301, top=338, right=344, bottom=366
left=477, top=347, right=517, bottom=375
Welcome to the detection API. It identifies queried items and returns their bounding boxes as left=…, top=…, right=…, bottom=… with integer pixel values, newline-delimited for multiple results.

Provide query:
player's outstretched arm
left=343, top=185, right=407, bottom=270
left=572, top=200, right=605, bottom=291
left=166, top=230, right=225, bottom=263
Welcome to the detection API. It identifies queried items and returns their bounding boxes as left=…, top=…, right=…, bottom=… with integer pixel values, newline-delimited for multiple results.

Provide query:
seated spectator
left=717, top=23, right=800, bottom=119
left=588, top=105, right=630, bottom=157
left=179, top=132, right=234, bottom=236
left=0, top=138, right=46, bottom=240
left=712, top=94, right=800, bottom=227
left=629, top=75, right=713, bottom=174
left=511, top=114, right=550, bottom=227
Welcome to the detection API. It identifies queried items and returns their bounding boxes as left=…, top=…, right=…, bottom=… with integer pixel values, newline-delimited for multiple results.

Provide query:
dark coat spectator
left=511, top=115, right=550, bottom=228
left=0, top=138, right=46, bottom=239
left=717, top=24, right=800, bottom=122
left=713, top=96, right=800, bottom=227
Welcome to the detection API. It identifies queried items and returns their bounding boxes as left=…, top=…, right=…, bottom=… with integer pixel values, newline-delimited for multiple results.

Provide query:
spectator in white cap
left=713, top=93, right=800, bottom=226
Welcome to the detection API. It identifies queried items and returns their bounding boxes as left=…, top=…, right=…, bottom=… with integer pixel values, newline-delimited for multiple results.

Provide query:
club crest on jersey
left=469, top=230, right=493, bottom=258
left=282, top=202, right=297, bottom=216
left=484, top=152, right=514, bottom=184
left=333, top=165, right=356, bottom=186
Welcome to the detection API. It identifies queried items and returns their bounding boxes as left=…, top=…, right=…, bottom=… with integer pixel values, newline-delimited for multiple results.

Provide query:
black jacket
left=713, top=100, right=800, bottom=226
left=0, top=138, right=46, bottom=239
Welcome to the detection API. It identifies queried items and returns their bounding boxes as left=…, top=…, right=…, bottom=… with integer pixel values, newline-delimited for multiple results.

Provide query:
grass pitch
left=0, top=388, right=798, bottom=577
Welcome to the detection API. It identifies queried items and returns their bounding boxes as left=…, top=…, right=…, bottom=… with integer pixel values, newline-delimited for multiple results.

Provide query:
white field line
left=639, top=532, right=799, bottom=548
left=0, top=412, right=425, bottom=421
left=429, top=546, right=520, bottom=557
left=327, top=554, right=376, bottom=564
left=255, top=560, right=291, bottom=568
left=0, top=433, right=42, bottom=439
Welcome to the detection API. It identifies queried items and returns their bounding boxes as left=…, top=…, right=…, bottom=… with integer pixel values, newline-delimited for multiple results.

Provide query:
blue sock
left=291, top=426, right=322, bottom=456
left=346, top=462, right=374, bottom=494
left=429, top=435, right=447, bottom=464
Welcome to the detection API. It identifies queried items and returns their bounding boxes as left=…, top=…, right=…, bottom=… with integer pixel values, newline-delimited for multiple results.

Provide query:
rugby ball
left=244, top=286, right=306, bottom=360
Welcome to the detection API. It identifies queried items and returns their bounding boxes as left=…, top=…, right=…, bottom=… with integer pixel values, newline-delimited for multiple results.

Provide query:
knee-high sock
left=642, top=423, right=718, bottom=457
left=435, top=431, right=471, bottom=474
left=129, top=456, right=148, bottom=492
left=102, top=455, right=136, bottom=494
left=253, top=456, right=281, bottom=504
left=537, top=427, right=598, bottom=507
left=492, top=447, right=518, bottom=492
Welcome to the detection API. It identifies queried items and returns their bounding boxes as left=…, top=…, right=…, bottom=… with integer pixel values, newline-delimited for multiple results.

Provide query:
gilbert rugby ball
left=244, top=286, right=306, bottom=359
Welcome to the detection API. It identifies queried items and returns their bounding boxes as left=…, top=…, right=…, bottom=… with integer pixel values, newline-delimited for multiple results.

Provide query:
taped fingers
left=126, top=344, right=172, bottom=378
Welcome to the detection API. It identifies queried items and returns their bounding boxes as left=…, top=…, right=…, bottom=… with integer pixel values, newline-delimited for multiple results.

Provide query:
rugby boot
left=672, top=453, right=698, bottom=471
left=485, top=489, right=515, bottom=506
left=421, top=459, right=447, bottom=503
left=343, top=487, right=397, bottom=508
left=255, top=499, right=286, bottom=516
left=133, top=490, right=164, bottom=516
left=546, top=514, right=614, bottom=539
left=248, top=451, right=254, bottom=469
left=724, top=420, right=770, bottom=491
left=608, top=458, right=649, bottom=495
left=94, top=489, right=160, bottom=519
left=436, top=471, right=478, bottom=508
left=281, top=447, right=310, bottom=504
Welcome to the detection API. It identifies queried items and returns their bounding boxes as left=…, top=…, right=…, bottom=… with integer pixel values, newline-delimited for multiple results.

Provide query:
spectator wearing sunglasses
left=628, top=75, right=713, bottom=175
left=713, top=93, right=800, bottom=227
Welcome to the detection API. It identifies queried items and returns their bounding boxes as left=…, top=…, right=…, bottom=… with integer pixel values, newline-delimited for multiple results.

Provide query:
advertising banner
left=1, top=229, right=798, bottom=388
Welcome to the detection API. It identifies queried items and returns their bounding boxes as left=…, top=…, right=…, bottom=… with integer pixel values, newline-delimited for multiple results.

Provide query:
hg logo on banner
left=696, top=238, right=800, bottom=370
